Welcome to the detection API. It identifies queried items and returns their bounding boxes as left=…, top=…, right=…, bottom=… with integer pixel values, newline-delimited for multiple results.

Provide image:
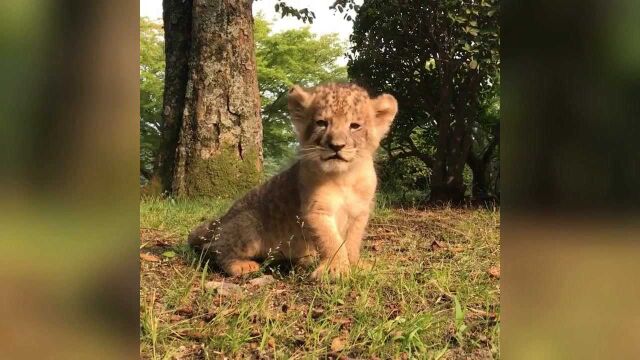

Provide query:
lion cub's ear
left=288, top=85, right=314, bottom=138
left=372, top=93, right=398, bottom=138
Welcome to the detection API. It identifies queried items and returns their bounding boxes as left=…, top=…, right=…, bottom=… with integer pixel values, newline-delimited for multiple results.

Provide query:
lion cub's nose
left=329, top=142, right=346, bottom=152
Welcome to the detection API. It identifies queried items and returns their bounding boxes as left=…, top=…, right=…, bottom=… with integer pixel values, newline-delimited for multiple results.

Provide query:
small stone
left=247, top=275, right=275, bottom=287
left=204, top=281, right=243, bottom=296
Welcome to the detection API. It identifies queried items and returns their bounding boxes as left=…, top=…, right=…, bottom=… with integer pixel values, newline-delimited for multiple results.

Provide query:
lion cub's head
left=287, top=83, right=398, bottom=173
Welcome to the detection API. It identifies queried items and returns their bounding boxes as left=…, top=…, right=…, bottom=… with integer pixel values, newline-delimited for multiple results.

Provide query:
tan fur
left=188, top=83, right=398, bottom=279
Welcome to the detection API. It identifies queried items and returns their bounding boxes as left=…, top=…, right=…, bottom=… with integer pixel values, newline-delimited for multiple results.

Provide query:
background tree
left=254, top=16, right=347, bottom=174
left=159, top=0, right=263, bottom=198
left=140, top=17, right=164, bottom=184
left=348, top=0, right=500, bottom=203
left=140, top=14, right=346, bottom=185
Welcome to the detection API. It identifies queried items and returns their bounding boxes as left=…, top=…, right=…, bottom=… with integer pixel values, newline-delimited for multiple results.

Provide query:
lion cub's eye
left=350, top=123, right=361, bottom=130
left=315, top=120, right=328, bottom=128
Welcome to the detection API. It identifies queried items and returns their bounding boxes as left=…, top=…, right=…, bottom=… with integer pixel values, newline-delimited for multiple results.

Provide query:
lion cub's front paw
left=310, top=260, right=350, bottom=280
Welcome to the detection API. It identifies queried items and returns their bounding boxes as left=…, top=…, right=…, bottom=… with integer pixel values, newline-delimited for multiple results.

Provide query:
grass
left=140, top=197, right=500, bottom=359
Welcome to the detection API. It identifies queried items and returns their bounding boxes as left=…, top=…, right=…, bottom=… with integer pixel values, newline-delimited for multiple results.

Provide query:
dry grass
left=140, top=197, right=500, bottom=359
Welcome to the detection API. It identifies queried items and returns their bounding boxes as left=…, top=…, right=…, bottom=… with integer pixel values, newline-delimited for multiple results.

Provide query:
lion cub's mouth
left=323, top=154, right=348, bottom=162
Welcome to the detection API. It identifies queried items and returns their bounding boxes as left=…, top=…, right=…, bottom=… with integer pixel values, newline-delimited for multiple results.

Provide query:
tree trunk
left=430, top=65, right=458, bottom=203
left=429, top=68, right=478, bottom=204
left=467, top=124, right=499, bottom=202
left=155, top=0, right=193, bottom=193
left=467, top=152, right=489, bottom=199
left=168, top=0, right=263, bottom=198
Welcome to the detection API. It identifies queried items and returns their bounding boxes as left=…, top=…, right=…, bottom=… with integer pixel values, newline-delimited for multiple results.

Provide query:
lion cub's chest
left=304, top=172, right=376, bottom=229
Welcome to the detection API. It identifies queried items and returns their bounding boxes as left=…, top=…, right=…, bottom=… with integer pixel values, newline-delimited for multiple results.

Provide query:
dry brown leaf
left=430, top=240, right=444, bottom=251
left=330, top=336, right=346, bottom=352
left=140, top=253, right=160, bottom=262
left=488, top=265, right=500, bottom=279
left=177, top=330, right=204, bottom=341
left=468, top=307, right=497, bottom=319
left=175, top=306, right=194, bottom=317
left=155, top=239, right=171, bottom=247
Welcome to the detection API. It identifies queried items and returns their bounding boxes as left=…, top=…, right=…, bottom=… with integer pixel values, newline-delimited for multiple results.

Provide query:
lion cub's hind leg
left=213, top=214, right=264, bottom=277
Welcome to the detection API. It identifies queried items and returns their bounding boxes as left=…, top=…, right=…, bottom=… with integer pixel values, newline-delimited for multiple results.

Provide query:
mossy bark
left=185, top=148, right=261, bottom=198
left=168, top=0, right=263, bottom=198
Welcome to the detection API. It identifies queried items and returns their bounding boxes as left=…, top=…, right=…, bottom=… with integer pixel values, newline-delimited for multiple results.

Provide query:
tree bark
left=155, top=0, right=193, bottom=193
left=429, top=70, right=480, bottom=204
left=168, top=0, right=263, bottom=198
left=467, top=124, right=499, bottom=201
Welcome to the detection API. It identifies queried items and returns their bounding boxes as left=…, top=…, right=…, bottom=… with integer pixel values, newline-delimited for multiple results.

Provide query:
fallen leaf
left=247, top=275, right=275, bottom=287
left=162, top=250, right=176, bottom=258
left=155, top=239, right=171, bottom=247
left=430, top=240, right=444, bottom=251
left=330, top=336, right=346, bottom=352
left=175, top=306, right=194, bottom=317
left=140, top=253, right=160, bottom=262
left=488, top=266, right=500, bottom=279
left=205, top=281, right=243, bottom=296
left=169, top=314, right=183, bottom=322
left=267, top=337, right=276, bottom=348
left=178, top=330, right=204, bottom=341
left=468, top=307, right=497, bottom=319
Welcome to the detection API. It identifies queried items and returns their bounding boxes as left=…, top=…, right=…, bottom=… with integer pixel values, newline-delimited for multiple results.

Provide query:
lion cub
left=188, top=83, right=397, bottom=279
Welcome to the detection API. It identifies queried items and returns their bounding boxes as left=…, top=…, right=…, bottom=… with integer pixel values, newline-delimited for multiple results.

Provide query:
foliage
left=348, top=0, right=500, bottom=201
left=254, top=16, right=347, bottom=175
left=272, top=1, right=316, bottom=23
left=140, top=17, right=165, bottom=182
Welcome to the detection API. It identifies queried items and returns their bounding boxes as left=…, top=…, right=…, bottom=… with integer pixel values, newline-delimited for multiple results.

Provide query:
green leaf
left=425, top=58, right=436, bottom=71
left=454, top=296, right=464, bottom=323
left=469, top=59, right=478, bottom=69
left=162, top=251, right=176, bottom=258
